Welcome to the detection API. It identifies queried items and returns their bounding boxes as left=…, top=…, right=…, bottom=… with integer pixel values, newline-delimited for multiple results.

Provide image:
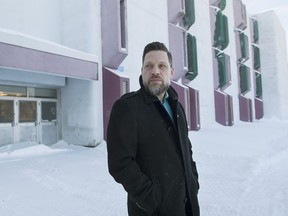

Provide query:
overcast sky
left=242, top=0, right=288, bottom=56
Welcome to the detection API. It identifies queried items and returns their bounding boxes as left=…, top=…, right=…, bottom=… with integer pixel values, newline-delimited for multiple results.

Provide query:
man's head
left=141, top=42, right=174, bottom=100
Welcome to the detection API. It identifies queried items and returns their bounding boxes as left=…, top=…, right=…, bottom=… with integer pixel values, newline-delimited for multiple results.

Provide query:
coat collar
left=138, top=75, right=178, bottom=104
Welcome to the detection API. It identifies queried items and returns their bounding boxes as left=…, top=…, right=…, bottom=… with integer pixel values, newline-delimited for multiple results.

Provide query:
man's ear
left=170, top=67, right=174, bottom=79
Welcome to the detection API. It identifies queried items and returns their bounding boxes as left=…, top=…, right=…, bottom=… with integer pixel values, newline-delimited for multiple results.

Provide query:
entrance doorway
left=0, top=85, right=59, bottom=146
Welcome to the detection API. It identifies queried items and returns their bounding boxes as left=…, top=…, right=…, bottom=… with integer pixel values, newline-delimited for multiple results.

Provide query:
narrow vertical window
left=253, top=19, right=259, bottom=43
left=239, top=32, right=249, bottom=62
left=253, top=46, right=261, bottom=70
left=216, top=53, right=231, bottom=90
left=120, top=0, right=127, bottom=50
left=182, top=0, right=195, bottom=29
left=255, top=72, right=262, bottom=98
left=185, top=33, right=198, bottom=81
left=239, top=64, right=250, bottom=94
left=214, top=11, right=229, bottom=50
left=217, top=53, right=227, bottom=88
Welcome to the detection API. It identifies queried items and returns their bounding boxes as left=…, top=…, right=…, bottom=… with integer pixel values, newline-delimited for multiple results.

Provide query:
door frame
left=0, top=96, right=58, bottom=145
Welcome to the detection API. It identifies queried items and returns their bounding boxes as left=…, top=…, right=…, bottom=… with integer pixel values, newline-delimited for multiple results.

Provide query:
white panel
left=18, top=126, right=37, bottom=143
left=42, top=124, right=57, bottom=145
left=0, top=127, right=13, bottom=146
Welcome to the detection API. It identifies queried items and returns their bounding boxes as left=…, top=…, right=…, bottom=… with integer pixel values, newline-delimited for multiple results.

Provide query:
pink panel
left=233, top=0, right=247, bottom=30
left=255, top=98, right=264, bottom=119
left=167, top=0, right=185, bottom=24
left=103, top=68, right=130, bottom=140
left=239, top=95, right=253, bottom=122
left=0, top=42, right=98, bottom=80
left=214, top=90, right=234, bottom=126
left=101, top=0, right=128, bottom=69
left=168, top=24, right=187, bottom=81
left=171, top=82, right=191, bottom=129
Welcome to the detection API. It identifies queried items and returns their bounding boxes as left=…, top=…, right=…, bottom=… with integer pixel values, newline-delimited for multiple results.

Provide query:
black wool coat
left=107, top=77, right=200, bottom=216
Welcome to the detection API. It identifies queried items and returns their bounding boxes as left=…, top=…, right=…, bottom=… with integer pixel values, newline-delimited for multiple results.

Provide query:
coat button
left=184, top=197, right=188, bottom=204
left=167, top=126, right=173, bottom=133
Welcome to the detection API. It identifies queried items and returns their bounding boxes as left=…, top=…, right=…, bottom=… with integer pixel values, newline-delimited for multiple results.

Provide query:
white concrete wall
left=257, top=10, right=288, bottom=120
left=61, top=78, right=103, bottom=146
left=59, top=0, right=104, bottom=145
left=0, top=0, right=61, bottom=43
left=60, top=0, right=101, bottom=54
left=0, top=0, right=101, bottom=55
left=0, top=0, right=104, bottom=145
left=120, top=0, right=170, bottom=91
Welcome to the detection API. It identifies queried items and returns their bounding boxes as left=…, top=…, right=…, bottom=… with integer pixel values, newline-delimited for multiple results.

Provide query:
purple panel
left=239, top=95, right=253, bottom=122
left=168, top=24, right=187, bottom=81
left=214, top=90, right=234, bottom=126
left=214, top=90, right=227, bottom=125
left=103, top=67, right=130, bottom=140
left=171, top=82, right=192, bottom=129
left=101, top=0, right=128, bottom=69
left=212, top=48, right=219, bottom=88
left=171, top=82, right=186, bottom=107
left=0, top=42, right=98, bottom=80
left=233, top=0, right=241, bottom=28
left=167, top=0, right=185, bottom=24
left=189, top=87, right=201, bottom=131
left=233, top=0, right=247, bottom=30
left=255, top=98, right=264, bottom=119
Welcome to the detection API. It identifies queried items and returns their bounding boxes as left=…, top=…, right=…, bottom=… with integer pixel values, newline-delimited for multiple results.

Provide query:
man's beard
left=144, top=79, right=170, bottom=97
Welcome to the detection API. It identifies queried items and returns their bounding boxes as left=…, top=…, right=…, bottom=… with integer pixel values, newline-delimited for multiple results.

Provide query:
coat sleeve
left=107, top=99, right=159, bottom=214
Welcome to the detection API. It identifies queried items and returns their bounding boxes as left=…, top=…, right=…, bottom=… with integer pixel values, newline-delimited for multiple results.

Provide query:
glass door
left=15, top=100, right=38, bottom=143
left=0, top=85, right=59, bottom=146
left=0, top=100, right=14, bottom=146
left=40, top=101, right=58, bottom=145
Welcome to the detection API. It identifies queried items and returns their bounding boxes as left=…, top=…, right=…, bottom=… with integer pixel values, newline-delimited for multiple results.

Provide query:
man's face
left=141, top=50, right=174, bottom=98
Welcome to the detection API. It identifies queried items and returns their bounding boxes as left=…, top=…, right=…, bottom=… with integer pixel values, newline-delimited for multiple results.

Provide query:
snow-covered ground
left=0, top=118, right=288, bottom=216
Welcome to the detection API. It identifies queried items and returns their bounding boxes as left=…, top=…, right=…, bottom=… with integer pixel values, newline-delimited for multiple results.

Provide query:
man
left=107, top=42, right=200, bottom=216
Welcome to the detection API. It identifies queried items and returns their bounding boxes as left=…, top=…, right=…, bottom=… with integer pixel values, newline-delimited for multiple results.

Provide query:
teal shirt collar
left=162, top=92, right=174, bottom=123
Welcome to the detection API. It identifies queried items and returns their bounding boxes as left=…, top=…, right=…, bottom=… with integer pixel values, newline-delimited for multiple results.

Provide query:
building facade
left=255, top=10, right=288, bottom=120
left=0, top=0, right=286, bottom=147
